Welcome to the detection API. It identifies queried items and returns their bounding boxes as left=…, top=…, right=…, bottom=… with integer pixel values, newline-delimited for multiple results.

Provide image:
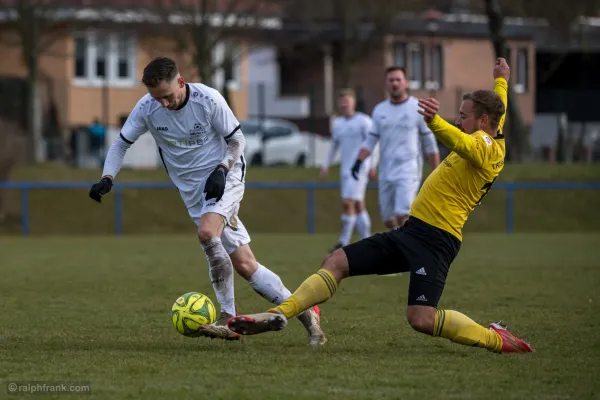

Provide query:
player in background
left=320, top=89, right=377, bottom=252
left=227, top=58, right=534, bottom=354
left=88, top=57, right=325, bottom=345
left=351, top=66, right=440, bottom=229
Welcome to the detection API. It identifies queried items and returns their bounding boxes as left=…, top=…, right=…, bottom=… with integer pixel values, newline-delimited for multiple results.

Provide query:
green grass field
left=1, top=233, right=599, bottom=399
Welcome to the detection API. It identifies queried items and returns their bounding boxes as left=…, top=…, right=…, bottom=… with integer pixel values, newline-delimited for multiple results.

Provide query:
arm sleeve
left=494, top=77, right=508, bottom=135
left=418, top=115, right=439, bottom=155
left=363, top=116, right=378, bottom=168
left=209, top=89, right=245, bottom=169
left=363, top=132, right=379, bottom=153
left=221, top=129, right=246, bottom=170
left=427, top=115, right=491, bottom=168
left=362, top=115, right=378, bottom=152
left=101, top=135, right=132, bottom=179
left=323, top=140, right=339, bottom=169
left=120, top=99, right=149, bottom=144
left=322, top=124, right=339, bottom=169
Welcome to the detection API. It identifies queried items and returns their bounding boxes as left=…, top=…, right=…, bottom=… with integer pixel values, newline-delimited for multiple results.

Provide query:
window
left=392, top=43, right=406, bottom=67
left=116, top=37, right=133, bottom=79
left=213, top=41, right=241, bottom=91
left=408, top=43, right=424, bottom=89
left=95, top=36, right=107, bottom=78
left=428, top=44, right=443, bottom=90
left=516, top=48, right=528, bottom=93
left=392, top=41, right=439, bottom=90
left=73, top=32, right=137, bottom=87
left=74, top=36, right=87, bottom=78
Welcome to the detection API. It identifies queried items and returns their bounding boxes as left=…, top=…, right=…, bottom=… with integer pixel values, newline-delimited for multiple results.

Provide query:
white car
left=241, top=118, right=334, bottom=167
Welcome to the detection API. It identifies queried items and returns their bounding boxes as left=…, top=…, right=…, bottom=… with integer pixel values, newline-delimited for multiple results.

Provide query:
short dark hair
left=385, top=65, right=407, bottom=77
left=142, top=57, right=179, bottom=87
left=462, top=90, right=505, bottom=129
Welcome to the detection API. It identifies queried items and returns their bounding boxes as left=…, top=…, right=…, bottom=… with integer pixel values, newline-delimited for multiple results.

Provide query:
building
left=0, top=1, right=283, bottom=136
left=276, top=12, right=538, bottom=130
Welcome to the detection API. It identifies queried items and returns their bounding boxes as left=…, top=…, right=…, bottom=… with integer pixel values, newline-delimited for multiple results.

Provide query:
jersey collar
left=175, top=84, right=190, bottom=111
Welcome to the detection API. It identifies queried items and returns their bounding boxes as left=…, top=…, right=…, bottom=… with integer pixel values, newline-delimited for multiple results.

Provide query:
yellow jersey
left=410, top=78, right=508, bottom=241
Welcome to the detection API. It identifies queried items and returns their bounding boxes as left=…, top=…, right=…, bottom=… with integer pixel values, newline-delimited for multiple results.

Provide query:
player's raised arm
left=418, top=98, right=488, bottom=168
left=493, top=58, right=510, bottom=134
left=89, top=99, right=149, bottom=203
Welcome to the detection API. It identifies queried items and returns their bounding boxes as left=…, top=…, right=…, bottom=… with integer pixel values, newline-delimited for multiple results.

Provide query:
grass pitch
left=1, top=233, right=599, bottom=399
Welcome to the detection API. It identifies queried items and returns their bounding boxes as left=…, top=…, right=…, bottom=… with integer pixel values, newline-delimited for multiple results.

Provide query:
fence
left=1, top=180, right=600, bottom=237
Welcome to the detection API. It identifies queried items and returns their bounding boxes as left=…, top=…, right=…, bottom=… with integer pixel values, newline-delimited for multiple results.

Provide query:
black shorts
left=343, top=216, right=461, bottom=307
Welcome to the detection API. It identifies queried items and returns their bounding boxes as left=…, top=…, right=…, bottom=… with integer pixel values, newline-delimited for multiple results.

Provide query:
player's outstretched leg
left=228, top=244, right=326, bottom=345
left=408, top=306, right=534, bottom=353
left=196, top=214, right=240, bottom=341
left=228, top=249, right=347, bottom=337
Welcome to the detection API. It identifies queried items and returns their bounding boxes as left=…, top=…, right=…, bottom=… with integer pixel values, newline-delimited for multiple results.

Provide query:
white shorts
left=184, top=175, right=251, bottom=255
left=340, top=172, right=368, bottom=201
left=378, top=179, right=421, bottom=222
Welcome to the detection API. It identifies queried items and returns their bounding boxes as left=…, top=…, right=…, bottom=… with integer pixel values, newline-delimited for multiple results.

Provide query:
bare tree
left=152, top=0, right=280, bottom=106
left=0, top=0, right=72, bottom=163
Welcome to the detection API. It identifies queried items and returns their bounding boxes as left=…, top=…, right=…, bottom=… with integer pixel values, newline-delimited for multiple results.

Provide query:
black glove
left=204, top=164, right=229, bottom=202
left=89, top=177, right=113, bottom=203
left=350, top=159, right=362, bottom=180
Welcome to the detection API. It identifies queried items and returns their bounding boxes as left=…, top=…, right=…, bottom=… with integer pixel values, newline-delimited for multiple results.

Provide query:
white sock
left=200, top=237, right=236, bottom=316
left=339, top=214, right=357, bottom=245
left=356, top=210, right=371, bottom=239
left=248, top=263, right=292, bottom=305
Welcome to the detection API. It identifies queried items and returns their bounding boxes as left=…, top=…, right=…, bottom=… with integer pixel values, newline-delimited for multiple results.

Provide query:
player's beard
left=389, top=89, right=406, bottom=103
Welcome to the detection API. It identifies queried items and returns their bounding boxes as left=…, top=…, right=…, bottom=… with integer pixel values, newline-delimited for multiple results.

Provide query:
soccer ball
left=171, top=292, right=217, bottom=337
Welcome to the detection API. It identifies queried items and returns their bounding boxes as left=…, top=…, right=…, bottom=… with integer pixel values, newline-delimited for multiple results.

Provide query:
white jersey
left=365, top=96, right=438, bottom=182
left=330, top=112, right=373, bottom=173
left=120, top=83, right=245, bottom=193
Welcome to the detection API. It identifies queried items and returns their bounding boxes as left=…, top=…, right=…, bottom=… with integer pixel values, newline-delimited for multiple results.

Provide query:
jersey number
left=475, top=177, right=497, bottom=206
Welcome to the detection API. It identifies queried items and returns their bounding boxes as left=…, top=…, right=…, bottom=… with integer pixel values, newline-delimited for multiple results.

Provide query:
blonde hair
left=462, top=90, right=505, bottom=129
left=338, top=88, right=355, bottom=98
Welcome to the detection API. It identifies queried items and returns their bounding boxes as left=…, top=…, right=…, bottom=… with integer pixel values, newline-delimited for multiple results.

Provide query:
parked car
left=241, top=118, right=334, bottom=167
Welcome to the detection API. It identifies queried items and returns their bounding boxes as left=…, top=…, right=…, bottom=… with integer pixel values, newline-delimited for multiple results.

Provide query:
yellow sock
left=434, top=310, right=503, bottom=352
left=268, top=269, right=338, bottom=319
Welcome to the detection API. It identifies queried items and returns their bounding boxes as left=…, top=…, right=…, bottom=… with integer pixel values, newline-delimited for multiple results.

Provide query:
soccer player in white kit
left=351, top=66, right=440, bottom=229
left=321, top=89, right=376, bottom=252
left=88, top=57, right=325, bottom=344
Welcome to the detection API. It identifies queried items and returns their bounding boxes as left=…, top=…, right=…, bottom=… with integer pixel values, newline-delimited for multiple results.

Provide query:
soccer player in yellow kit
left=227, top=58, right=534, bottom=353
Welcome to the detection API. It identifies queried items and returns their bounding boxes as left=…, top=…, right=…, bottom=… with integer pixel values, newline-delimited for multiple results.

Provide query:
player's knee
left=396, top=215, right=409, bottom=227
left=320, top=249, right=349, bottom=282
left=406, top=307, right=435, bottom=335
left=197, top=226, right=217, bottom=243
left=384, top=219, right=397, bottom=229
left=342, top=200, right=354, bottom=214
left=354, top=200, right=365, bottom=213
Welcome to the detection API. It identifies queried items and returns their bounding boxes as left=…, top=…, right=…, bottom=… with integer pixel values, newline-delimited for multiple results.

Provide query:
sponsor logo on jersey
left=156, top=126, right=169, bottom=131
left=483, top=135, right=493, bottom=146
